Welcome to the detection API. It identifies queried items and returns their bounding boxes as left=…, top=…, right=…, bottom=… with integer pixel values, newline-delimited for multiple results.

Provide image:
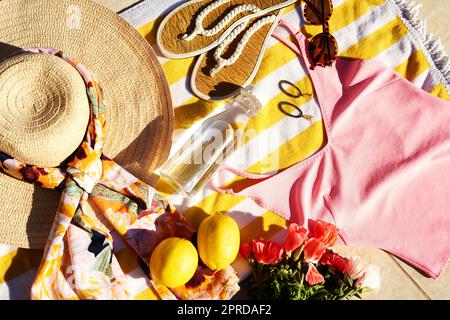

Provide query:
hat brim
left=0, top=0, right=174, bottom=249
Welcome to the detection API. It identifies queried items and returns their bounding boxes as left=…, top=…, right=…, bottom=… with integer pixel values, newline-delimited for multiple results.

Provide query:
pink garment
left=214, top=21, right=450, bottom=278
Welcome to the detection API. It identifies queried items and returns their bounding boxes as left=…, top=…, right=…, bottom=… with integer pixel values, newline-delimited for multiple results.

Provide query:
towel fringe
left=387, top=0, right=450, bottom=92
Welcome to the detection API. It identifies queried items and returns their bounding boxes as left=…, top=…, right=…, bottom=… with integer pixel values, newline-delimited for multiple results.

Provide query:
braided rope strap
left=210, top=15, right=278, bottom=76
left=182, top=0, right=261, bottom=41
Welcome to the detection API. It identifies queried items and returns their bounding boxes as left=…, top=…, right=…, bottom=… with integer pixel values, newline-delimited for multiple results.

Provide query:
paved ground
left=94, top=0, right=450, bottom=299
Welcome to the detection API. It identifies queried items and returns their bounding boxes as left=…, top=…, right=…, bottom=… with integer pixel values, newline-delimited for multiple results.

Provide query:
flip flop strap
left=182, top=0, right=261, bottom=41
left=210, top=14, right=278, bottom=76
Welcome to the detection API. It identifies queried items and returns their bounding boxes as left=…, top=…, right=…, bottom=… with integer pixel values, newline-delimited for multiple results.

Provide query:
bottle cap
left=233, top=87, right=263, bottom=117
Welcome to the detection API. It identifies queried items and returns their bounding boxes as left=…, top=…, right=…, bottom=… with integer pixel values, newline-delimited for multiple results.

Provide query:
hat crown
left=0, top=53, right=90, bottom=167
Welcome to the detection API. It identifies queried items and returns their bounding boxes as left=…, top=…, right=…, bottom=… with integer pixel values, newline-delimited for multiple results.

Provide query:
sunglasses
left=303, top=0, right=338, bottom=68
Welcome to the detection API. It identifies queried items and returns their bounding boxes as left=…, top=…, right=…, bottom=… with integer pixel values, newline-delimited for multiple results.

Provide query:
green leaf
left=243, top=248, right=372, bottom=300
left=347, top=275, right=354, bottom=287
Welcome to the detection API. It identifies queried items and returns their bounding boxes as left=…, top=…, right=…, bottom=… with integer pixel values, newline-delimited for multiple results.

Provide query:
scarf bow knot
left=66, top=143, right=102, bottom=193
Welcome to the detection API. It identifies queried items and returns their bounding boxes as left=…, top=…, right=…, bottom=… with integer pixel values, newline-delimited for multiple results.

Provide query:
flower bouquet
left=240, top=220, right=380, bottom=300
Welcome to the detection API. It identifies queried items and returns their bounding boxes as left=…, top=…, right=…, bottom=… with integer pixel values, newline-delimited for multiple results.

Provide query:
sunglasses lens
left=308, top=32, right=338, bottom=67
left=303, top=0, right=333, bottom=25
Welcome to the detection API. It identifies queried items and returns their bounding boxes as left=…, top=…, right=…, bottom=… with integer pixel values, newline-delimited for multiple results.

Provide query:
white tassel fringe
left=387, top=0, right=450, bottom=91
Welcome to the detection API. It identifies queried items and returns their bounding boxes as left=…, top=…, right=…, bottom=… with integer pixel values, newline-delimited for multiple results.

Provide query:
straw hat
left=0, top=0, right=173, bottom=249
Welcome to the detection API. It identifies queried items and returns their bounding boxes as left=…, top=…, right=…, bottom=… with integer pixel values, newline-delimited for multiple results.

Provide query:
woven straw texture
left=0, top=0, right=173, bottom=249
left=0, top=54, right=90, bottom=167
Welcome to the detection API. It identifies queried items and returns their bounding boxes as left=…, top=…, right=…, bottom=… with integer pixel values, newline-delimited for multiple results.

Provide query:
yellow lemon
left=197, top=213, right=240, bottom=270
left=150, top=237, right=198, bottom=288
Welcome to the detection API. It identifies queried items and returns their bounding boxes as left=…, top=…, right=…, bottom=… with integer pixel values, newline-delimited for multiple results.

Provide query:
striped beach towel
left=0, top=0, right=449, bottom=299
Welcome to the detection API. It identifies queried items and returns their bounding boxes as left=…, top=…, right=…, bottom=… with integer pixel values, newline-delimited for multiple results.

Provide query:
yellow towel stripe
left=247, top=78, right=314, bottom=133
left=429, top=83, right=450, bottom=100
left=333, top=0, right=385, bottom=30
left=162, top=57, right=196, bottom=86
left=253, top=42, right=300, bottom=83
left=250, top=119, right=325, bottom=172
left=0, top=250, right=18, bottom=284
left=174, top=98, right=221, bottom=129
left=240, top=211, right=288, bottom=243
left=0, top=249, right=41, bottom=284
left=302, top=0, right=386, bottom=40
left=341, top=17, right=409, bottom=59
left=394, top=49, right=430, bottom=81
left=133, top=287, right=160, bottom=300
left=137, top=20, right=157, bottom=41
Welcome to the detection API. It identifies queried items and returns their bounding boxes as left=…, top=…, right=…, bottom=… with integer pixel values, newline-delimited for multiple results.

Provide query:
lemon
left=197, top=213, right=240, bottom=270
left=150, top=237, right=198, bottom=288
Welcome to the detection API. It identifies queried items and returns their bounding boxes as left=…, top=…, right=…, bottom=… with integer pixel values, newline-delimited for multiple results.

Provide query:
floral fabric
left=0, top=48, right=239, bottom=300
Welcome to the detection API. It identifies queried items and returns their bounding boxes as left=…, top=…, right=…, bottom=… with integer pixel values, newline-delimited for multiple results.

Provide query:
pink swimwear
left=214, top=21, right=450, bottom=278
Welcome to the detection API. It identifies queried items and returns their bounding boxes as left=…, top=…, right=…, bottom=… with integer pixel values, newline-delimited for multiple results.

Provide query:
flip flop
left=190, top=10, right=283, bottom=100
left=157, top=0, right=296, bottom=59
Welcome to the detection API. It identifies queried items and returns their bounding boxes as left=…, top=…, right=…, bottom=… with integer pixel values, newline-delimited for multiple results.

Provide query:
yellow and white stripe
left=1, top=0, right=448, bottom=300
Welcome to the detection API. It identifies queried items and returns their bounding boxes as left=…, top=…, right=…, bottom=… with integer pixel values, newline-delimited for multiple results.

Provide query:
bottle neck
left=209, top=88, right=263, bottom=128
left=233, top=88, right=263, bottom=117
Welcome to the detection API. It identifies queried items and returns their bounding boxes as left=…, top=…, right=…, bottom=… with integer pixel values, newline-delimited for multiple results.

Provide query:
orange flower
left=303, top=238, right=326, bottom=264
left=305, top=264, right=325, bottom=285
left=309, top=220, right=339, bottom=247
left=284, top=223, right=308, bottom=254
left=252, top=240, right=283, bottom=265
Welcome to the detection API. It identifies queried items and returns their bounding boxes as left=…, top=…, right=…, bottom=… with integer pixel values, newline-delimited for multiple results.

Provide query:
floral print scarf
left=0, top=48, right=239, bottom=300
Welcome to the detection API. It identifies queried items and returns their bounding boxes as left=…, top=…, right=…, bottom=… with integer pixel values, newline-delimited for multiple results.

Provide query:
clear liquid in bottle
left=161, top=120, right=234, bottom=195
left=159, top=88, right=262, bottom=196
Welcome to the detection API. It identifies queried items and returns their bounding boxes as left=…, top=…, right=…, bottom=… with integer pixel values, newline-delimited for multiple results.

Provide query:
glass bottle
left=159, top=88, right=262, bottom=196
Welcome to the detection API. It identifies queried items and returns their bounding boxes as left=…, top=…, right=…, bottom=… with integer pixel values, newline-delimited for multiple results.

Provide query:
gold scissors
left=278, top=80, right=314, bottom=121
